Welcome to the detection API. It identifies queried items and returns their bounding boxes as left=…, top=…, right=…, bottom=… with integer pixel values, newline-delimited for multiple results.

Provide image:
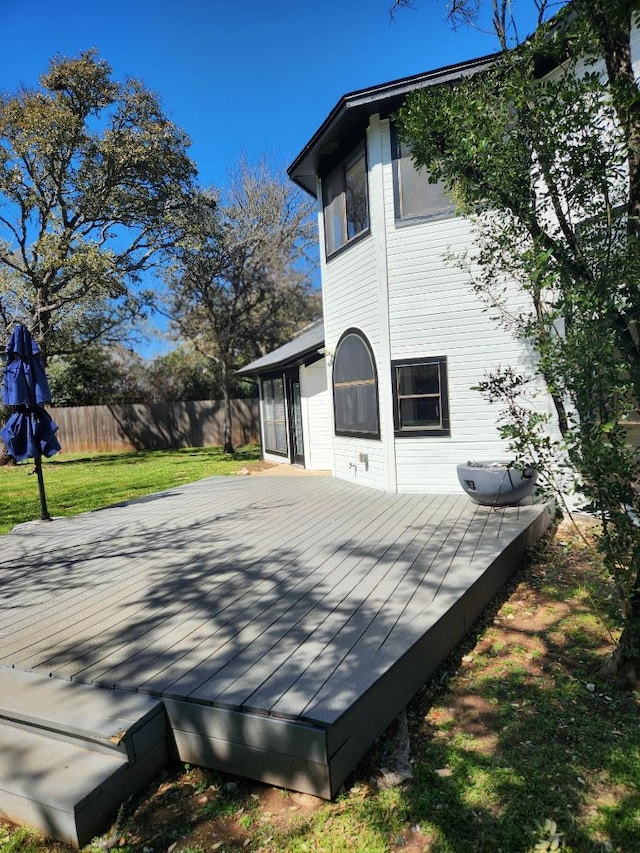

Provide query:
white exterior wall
left=315, top=12, right=640, bottom=494
left=300, top=359, right=333, bottom=471
left=319, top=119, right=394, bottom=491
left=380, top=119, right=555, bottom=493
left=319, top=115, right=556, bottom=494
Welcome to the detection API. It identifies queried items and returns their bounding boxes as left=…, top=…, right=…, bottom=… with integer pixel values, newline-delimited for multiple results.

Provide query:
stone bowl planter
left=456, top=461, right=538, bottom=507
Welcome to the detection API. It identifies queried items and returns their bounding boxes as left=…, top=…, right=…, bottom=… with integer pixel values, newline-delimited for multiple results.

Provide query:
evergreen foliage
left=398, top=1, right=640, bottom=684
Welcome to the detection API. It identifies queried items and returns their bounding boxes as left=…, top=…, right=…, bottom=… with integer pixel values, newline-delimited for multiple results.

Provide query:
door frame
left=285, top=368, right=305, bottom=466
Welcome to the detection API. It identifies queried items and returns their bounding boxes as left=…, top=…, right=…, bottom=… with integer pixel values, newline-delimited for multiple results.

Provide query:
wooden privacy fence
left=48, top=399, right=259, bottom=454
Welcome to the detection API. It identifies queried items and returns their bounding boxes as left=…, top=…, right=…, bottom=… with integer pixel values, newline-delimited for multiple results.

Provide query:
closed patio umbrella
left=1, top=324, right=61, bottom=521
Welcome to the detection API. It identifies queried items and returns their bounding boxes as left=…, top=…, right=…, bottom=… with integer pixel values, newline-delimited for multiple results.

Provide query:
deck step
left=0, top=667, right=169, bottom=847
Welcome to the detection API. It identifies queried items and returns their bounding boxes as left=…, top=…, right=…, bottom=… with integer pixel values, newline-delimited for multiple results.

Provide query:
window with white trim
left=333, top=330, right=380, bottom=438
left=323, top=144, right=370, bottom=257
left=391, top=357, right=450, bottom=436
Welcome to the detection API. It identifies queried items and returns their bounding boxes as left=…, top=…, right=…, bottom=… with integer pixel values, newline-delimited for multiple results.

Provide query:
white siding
left=380, top=119, right=555, bottom=493
left=316, top=116, right=556, bottom=494
left=300, top=360, right=333, bottom=471
left=318, top=124, right=393, bottom=492
left=314, top=23, right=637, bottom=495
left=310, top=19, right=640, bottom=493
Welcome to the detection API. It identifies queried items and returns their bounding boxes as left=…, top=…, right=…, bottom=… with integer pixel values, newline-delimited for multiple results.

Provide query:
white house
left=241, top=53, right=557, bottom=492
left=237, top=319, right=333, bottom=471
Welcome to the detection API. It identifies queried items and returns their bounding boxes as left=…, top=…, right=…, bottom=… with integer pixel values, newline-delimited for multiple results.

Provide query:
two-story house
left=239, top=53, right=556, bottom=493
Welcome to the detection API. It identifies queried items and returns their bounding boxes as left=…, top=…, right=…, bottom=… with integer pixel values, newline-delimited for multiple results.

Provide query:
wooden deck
left=0, top=476, right=553, bottom=798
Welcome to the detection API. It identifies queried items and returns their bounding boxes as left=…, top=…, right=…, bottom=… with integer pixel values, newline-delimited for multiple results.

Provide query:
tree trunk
left=585, top=1, right=640, bottom=236
left=221, top=361, right=235, bottom=455
left=602, top=593, right=640, bottom=688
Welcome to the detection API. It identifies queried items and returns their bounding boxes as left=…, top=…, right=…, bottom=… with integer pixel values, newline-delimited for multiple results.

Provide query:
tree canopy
left=46, top=343, right=239, bottom=407
left=396, top=1, right=640, bottom=684
left=0, top=50, right=197, bottom=362
left=169, top=160, right=319, bottom=453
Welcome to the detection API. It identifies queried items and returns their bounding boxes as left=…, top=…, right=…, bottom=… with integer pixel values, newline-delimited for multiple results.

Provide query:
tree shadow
left=384, top=535, right=640, bottom=853
left=49, top=399, right=259, bottom=454
left=0, top=480, right=566, bottom=844
left=45, top=446, right=260, bottom=468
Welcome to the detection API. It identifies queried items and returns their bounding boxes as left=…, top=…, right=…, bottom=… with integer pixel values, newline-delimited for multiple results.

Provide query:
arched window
left=332, top=329, right=380, bottom=438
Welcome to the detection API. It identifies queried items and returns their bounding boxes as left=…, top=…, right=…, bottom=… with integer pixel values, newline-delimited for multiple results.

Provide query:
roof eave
left=288, top=51, right=500, bottom=197
left=236, top=345, right=324, bottom=377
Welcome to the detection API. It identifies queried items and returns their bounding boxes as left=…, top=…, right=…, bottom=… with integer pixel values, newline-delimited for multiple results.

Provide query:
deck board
left=246, top=495, right=464, bottom=717
left=190, top=493, right=424, bottom=709
left=151, top=488, right=397, bottom=695
left=72, top=488, right=361, bottom=686
left=97, top=486, right=393, bottom=694
left=267, top=500, right=478, bottom=720
left=0, top=474, right=553, bottom=797
left=8, top=480, right=352, bottom=679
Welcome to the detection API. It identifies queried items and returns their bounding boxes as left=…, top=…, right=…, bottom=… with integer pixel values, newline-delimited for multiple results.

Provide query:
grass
left=0, top=445, right=261, bottom=535
left=0, top=513, right=638, bottom=852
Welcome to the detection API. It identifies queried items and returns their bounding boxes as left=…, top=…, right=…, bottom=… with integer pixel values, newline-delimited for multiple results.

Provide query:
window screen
left=262, top=376, right=288, bottom=455
left=333, top=330, right=379, bottom=437
left=393, top=136, right=454, bottom=223
left=322, top=145, right=369, bottom=257
left=392, top=357, right=450, bottom=436
left=345, top=152, right=369, bottom=239
left=323, top=167, right=346, bottom=257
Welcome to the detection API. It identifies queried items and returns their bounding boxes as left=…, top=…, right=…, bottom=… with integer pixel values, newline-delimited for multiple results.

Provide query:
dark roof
left=288, top=52, right=499, bottom=197
left=237, top=320, right=325, bottom=376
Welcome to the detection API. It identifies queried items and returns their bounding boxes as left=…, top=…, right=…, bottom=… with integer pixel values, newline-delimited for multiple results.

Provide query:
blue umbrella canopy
left=0, top=408, right=61, bottom=462
left=2, top=323, right=52, bottom=407
left=1, top=324, right=61, bottom=463
left=1, top=324, right=60, bottom=521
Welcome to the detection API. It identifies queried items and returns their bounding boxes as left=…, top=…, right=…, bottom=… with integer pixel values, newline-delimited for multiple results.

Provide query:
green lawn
left=0, top=446, right=261, bottom=535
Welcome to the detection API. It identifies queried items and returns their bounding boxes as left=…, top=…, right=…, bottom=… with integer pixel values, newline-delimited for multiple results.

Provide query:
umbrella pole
left=34, top=453, right=52, bottom=521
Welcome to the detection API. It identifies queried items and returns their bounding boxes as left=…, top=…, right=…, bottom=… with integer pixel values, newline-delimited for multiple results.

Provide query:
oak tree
left=0, top=50, right=197, bottom=363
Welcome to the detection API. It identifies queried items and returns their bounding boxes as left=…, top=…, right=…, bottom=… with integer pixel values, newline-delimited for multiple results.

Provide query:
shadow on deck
left=0, top=476, right=554, bottom=842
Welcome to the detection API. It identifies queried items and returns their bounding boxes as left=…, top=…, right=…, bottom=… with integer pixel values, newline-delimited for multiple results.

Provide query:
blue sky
left=0, top=0, right=538, bottom=355
left=0, top=0, right=514, bottom=189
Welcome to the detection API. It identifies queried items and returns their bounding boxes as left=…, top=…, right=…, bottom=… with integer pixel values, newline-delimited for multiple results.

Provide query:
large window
left=323, top=144, right=370, bottom=257
left=391, top=357, right=450, bottom=437
left=262, top=375, right=288, bottom=455
left=392, top=131, right=454, bottom=224
left=333, top=330, right=380, bottom=438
